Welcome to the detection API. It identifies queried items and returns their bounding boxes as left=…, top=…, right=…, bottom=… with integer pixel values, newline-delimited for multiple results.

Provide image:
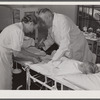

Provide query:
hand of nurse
left=35, top=56, right=42, bottom=62
left=31, top=56, right=42, bottom=64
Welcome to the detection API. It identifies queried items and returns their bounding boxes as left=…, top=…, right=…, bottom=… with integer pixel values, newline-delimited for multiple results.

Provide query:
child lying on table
left=41, top=55, right=100, bottom=75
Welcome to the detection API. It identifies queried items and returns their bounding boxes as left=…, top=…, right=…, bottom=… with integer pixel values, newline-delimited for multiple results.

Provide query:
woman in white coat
left=0, top=15, right=41, bottom=89
left=38, top=8, right=96, bottom=63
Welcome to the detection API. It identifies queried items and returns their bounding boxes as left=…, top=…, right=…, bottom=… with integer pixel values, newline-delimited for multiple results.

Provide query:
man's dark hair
left=38, top=8, right=53, bottom=15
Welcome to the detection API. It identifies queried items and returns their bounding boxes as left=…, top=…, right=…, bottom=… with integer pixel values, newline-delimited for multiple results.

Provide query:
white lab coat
left=0, top=22, right=24, bottom=89
left=44, top=13, right=96, bottom=63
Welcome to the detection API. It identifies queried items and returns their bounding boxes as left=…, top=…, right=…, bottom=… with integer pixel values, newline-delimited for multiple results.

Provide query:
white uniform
left=0, top=22, right=24, bottom=89
left=44, top=13, right=96, bottom=63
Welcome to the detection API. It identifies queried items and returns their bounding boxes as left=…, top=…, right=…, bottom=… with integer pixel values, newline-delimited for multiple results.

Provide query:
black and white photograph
left=0, top=1, right=100, bottom=98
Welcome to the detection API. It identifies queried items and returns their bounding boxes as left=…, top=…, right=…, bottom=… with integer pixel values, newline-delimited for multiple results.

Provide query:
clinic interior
left=0, top=5, right=100, bottom=90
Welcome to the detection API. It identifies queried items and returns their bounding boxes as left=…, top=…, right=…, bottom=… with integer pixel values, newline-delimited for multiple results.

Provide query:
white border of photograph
left=0, top=1, right=100, bottom=98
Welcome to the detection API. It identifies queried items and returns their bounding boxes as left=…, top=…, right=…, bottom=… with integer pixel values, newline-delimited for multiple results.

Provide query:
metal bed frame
left=14, top=60, right=84, bottom=90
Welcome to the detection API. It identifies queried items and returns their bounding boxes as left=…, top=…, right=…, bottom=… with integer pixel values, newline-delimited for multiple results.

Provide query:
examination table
left=13, top=47, right=100, bottom=90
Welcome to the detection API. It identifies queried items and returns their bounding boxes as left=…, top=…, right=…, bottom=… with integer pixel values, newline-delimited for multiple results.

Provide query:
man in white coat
left=38, top=8, right=96, bottom=63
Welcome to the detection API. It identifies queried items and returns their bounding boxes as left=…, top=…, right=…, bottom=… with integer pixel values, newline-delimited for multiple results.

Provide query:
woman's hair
left=21, top=14, right=38, bottom=24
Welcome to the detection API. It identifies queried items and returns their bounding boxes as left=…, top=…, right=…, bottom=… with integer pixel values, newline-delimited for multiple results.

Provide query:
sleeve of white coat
left=11, top=29, right=23, bottom=51
left=43, top=30, right=54, bottom=50
left=52, top=19, right=70, bottom=61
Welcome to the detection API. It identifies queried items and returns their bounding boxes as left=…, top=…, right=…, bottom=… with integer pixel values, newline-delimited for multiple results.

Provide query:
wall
left=0, top=5, right=77, bottom=31
left=35, top=5, right=77, bottom=23
left=17, top=7, right=38, bottom=21
left=17, top=5, right=77, bottom=24
left=0, top=6, right=13, bottom=31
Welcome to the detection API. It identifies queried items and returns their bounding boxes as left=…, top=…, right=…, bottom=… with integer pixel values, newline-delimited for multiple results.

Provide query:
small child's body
left=51, top=57, right=100, bottom=75
left=41, top=53, right=100, bottom=75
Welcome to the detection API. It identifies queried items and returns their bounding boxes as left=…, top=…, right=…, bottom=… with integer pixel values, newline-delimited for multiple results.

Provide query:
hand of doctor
left=48, top=59, right=59, bottom=66
left=37, top=38, right=45, bottom=49
left=47, top=59, right=62, bottom=70
left=38, top=42, right=45, bottom=49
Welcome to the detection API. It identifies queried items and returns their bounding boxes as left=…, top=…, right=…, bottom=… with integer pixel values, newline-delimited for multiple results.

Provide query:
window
left=77, top=5, right=100, bottom=33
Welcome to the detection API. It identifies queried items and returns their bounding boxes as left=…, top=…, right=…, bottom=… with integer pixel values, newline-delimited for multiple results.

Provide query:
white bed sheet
left=63, top=72, right=100, bottom=90
left=63, top=64, right=100, bottom=90
left=24, top=61, right=100, bottom=90
left=24, top=62, right=83, bottom=90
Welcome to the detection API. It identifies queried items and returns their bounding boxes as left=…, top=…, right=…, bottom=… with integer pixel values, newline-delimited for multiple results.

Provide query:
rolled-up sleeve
left=43, top=29, right=54, bottom=50
left=52, top=18, right=71, bottom=61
